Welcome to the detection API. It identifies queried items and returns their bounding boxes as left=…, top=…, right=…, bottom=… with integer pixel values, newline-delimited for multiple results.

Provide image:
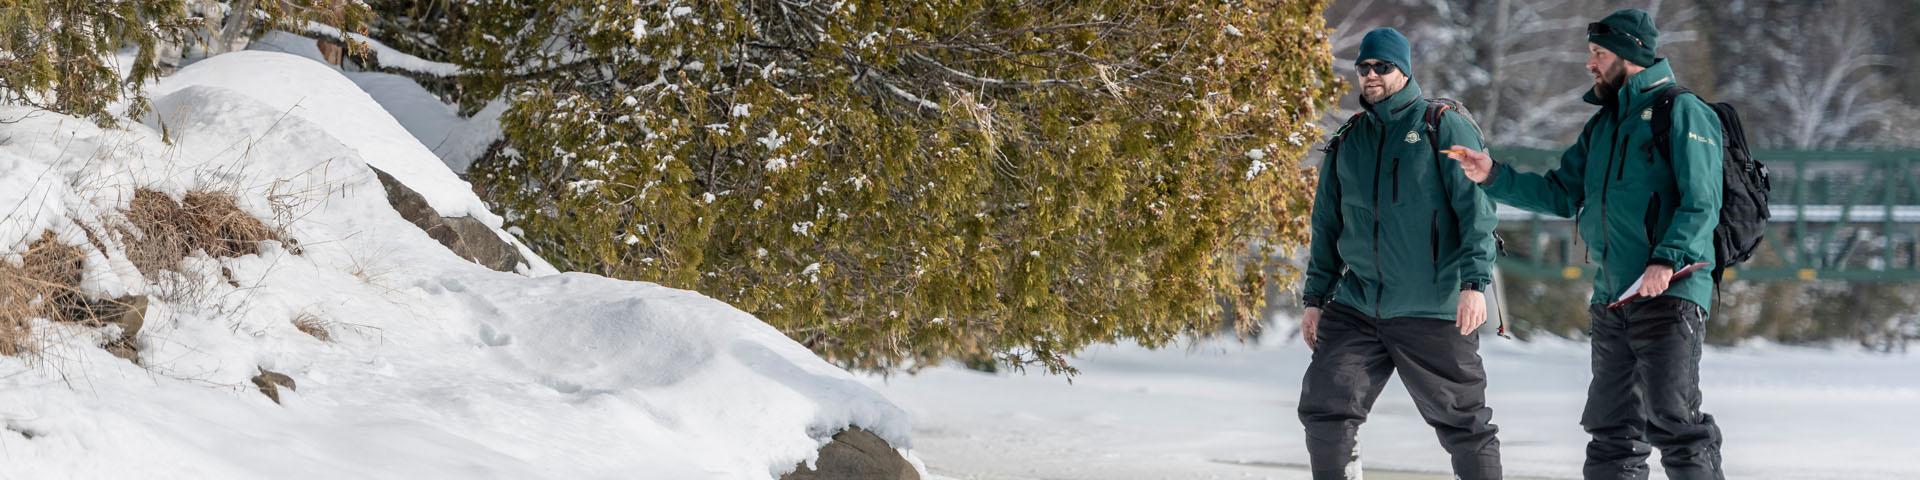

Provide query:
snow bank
left=0, top=50, right=913, bottom=479
left=152, top=50, right=490, bottom=225
left=245, top=31, right=504, bottom=171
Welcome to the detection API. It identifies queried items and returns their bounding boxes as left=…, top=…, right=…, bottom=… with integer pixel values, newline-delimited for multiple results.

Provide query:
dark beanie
left=1357, top=28, right=1412, bottom=74
left=1589, top=9, right=1659, bottom=67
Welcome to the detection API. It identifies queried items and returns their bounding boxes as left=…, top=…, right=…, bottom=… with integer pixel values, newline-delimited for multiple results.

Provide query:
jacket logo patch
left=1642, top=108, right=1653, bottom=121
left=1687, top=132, right=1718, bottom=147
left=1405, top=131, right=1420, bottom=144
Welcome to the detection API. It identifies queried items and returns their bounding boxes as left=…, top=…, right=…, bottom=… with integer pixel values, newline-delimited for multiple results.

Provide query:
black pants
left=1582, top=296, right=1724, bottom=480
left=1299, top=302, right=1502, bottom=479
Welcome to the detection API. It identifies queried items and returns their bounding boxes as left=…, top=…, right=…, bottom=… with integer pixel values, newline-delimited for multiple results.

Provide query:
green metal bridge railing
left=1488, top=148, right=1920, bottom=282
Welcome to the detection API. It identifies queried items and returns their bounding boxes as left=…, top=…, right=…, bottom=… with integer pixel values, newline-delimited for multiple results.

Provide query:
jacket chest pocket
left=1644, top=193, right=1663, bottom=245
left=1384, top=150, right=1431, bottom=205
left=1390, top=157, right=1402, bottom=203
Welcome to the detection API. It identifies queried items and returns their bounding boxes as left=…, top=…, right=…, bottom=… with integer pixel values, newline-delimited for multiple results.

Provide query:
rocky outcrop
left=782, top=427, right=919, bottom=480
left=370, top=167, right=527, bottom=273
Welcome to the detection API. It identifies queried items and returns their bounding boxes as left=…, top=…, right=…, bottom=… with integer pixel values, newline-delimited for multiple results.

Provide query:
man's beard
left=1362, top=82, right=1397, bottom=104
left=1363, top=88, right=1389, bottom=104
left=1592, top=62, right=1627, bottom=103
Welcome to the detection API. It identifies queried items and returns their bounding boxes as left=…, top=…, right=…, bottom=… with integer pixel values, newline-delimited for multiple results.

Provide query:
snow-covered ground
left=0, top=49, right=916, bottom=478
left=873, top=321, right=1920, bottom=480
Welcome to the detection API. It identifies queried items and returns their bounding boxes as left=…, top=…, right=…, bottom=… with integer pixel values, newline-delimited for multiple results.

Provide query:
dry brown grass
left=0, top=231, right=87, bottom=356
left=120, top=189, right=282, bottom=275
left=1, top=188, right=292, bottom=357
left=292, top=312, right=332, bottom=342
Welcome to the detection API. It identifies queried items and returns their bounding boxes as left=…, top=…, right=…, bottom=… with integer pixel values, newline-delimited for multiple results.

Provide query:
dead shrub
left=121, top=189, right=283, bottom=275
left=292, top=312, right=332, bottom=342
left=2, top=188, right=296, bottom=358
left=2, top=185, right=306, bottom=359
left=0, top=231, right=87, bottom=356
left=183, top=190, right=280, bottom=257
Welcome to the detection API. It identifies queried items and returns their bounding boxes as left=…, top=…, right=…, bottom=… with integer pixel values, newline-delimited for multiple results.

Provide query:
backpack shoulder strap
left=1422, top=101, right=1452, bottom=136
left=1323, top=111, right=1366, bottom=169
left=1426, top=103, right=1452, bottom=200
left=1320, top=111, right=1366, bottom=199
left=1422, top=100, right=1476, bottom=201
left=1649, top=85, right=1690, bottom=162
left=1325, top=112, right=1366, bottom=151
left=1421, top=99, right=1508, bottom=257
left=1422, top=98, right=1483, bottom=139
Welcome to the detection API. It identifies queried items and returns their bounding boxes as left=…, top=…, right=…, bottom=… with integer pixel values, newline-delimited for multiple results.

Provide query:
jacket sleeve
left=1302, top=147, right=1344, bottom=306
left=1651, top=97, right=1724, bottom=268
left=1483, top=117, right=1594, bottom=218
left=1437, top=111, right=1495, bottom=287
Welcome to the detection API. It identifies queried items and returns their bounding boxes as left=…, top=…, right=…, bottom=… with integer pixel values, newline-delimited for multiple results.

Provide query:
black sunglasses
left=1355, top=62, right=1398, bottom=76
left=1587, top=22, right=1645, bottom=47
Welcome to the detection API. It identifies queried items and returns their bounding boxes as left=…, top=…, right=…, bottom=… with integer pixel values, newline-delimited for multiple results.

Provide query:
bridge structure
left=1487, top=148, right=1920, bottom=283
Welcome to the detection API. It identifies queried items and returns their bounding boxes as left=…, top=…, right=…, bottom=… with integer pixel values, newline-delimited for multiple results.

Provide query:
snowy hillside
left=0, top=50, right=917, bottom=478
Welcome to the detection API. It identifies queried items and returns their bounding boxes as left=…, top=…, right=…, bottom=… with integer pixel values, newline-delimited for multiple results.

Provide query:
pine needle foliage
left=0, top=0, right=368, bottom=126
left=0, top=0, right=193, bottom=125
left=406, top=0, right=1345, bottom=373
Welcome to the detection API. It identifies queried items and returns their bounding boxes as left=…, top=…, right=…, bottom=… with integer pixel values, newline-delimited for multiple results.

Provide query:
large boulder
left=782, top=427, right=919, bottom=480
left=370, top=166, right=527, bottom=273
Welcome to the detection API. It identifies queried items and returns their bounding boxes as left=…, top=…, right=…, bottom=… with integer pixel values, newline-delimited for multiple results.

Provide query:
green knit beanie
left=1357, top=28, right=1412, bottom=75
left=1588, top=9, right=1659, bottom=67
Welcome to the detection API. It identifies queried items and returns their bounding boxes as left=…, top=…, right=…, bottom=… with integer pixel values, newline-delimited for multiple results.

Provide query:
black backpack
left=1648, top=85, right=1770, bottom=282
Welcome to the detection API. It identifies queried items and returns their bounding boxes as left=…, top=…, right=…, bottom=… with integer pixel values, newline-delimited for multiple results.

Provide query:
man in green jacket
left=1298, top=27, right=1502, bottom=480
left=1451, top=9, right=1726, bottom=479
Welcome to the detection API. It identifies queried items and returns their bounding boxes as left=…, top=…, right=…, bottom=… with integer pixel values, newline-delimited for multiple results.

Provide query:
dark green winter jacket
left=1302, top=79, right=1498, bottom=321
left=1481, top=60, right=1723, bottom=313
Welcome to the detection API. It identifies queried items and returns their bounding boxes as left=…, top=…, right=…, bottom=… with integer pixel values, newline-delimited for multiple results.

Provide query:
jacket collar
left=1359, top=78, right=1425, bottom=124
left=1582, top=59, right=1677, bottom=112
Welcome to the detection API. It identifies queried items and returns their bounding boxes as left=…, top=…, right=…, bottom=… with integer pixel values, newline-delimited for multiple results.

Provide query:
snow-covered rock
left=367, top=165, right=531, bottom=273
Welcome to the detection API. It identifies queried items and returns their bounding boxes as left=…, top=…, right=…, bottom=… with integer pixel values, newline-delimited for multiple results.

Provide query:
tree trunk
left=215, top=0, right=257, bottom=55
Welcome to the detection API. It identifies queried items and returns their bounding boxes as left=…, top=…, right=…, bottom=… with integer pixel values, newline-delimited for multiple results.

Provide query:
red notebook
left=1606, top=262, right=1712, bottom=308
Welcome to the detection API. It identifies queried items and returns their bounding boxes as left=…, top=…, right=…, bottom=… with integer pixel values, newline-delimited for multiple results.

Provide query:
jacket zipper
left=1371, top=122, right=1387, bottom=319
left=1598, top=106, right=1628, bottom=298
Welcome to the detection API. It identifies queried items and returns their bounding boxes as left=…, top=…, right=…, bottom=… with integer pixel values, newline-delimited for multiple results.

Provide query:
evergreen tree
left=187, top=0, right=376, bottom=56
left=377, top=0, right=1345, bottom=373
left=0, top=0, right=368, bottom=126
left=0, top=0, right=192, bottom=125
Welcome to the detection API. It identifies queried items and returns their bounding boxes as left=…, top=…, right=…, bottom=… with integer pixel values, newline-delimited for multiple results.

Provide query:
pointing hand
left=1447, top=146, right=1493, bottom=184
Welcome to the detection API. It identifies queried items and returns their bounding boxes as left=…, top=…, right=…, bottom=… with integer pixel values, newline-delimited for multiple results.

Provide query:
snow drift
left=0, top=50, right=914, bottom=479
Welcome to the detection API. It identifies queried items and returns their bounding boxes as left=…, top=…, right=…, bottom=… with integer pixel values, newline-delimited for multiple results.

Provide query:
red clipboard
left=1606, top=262, right=1711, bottom=308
